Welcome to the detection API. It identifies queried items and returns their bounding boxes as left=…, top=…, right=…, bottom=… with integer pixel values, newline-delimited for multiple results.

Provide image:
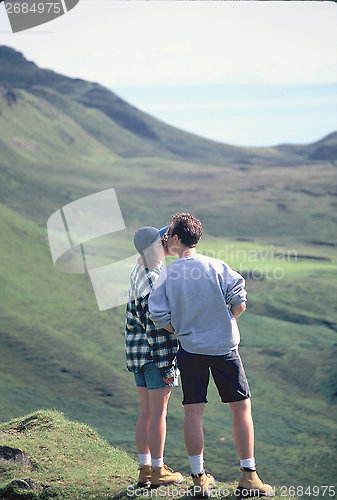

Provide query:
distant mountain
left=276, top=131, right=337, bottom=161
left=0, top=45, right=313, bottom=166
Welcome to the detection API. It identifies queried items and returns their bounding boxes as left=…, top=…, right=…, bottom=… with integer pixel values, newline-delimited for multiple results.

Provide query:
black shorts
left=177, top=345, right=251, bottom=405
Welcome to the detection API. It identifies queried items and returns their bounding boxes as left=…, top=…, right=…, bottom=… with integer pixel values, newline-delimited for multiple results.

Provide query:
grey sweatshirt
left=148, top=254, right=247, bottom=355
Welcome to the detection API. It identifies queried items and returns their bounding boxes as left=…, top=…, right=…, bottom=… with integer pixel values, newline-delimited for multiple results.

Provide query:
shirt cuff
left=151, top=316, right=172, bottom=330
left=160, top=365, right=175, bottom=379
left=230, top=299, right=247, bottom=305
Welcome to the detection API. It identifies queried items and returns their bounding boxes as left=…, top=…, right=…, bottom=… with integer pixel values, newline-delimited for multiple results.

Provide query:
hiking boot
left=235, top=468, right=275, bottom=497
left=137, top=464, right=151, bottom=488
left=192, top=472, right=215, bottom=499
left=151, top=464, right=184, bottom=488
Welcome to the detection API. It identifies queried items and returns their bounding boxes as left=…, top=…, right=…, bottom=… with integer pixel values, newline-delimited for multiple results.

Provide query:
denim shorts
left=177, top=345, right=250, bottom=404
left=134, top=362, right=178, bottom=390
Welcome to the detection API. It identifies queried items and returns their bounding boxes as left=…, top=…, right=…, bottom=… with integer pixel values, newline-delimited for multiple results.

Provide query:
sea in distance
left=113, top=83, right=337, bottom=148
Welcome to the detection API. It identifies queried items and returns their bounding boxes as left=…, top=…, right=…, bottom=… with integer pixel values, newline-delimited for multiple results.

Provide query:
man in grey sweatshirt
left=148, top=213, right=274, bottom=498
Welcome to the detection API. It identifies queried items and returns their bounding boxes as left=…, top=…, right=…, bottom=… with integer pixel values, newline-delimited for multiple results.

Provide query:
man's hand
left=164, top=377, right=174, bottom=385
left=231, top=302, right=246, bottom=318
left=162, top=323, right=175, bottom=333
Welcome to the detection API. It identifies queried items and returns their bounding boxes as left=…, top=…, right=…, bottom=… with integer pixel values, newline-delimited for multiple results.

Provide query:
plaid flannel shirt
left=125, top=262, right=178, bottom=379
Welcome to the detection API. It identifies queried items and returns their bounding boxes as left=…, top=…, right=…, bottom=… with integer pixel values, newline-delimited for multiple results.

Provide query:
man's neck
left=177, top=246, right=197, bottom=259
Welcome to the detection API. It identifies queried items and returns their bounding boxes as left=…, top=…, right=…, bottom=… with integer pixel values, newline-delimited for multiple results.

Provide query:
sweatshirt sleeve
left=148, top=275, right=171, bottom=329
left=224, top=265, right=247, bottom=305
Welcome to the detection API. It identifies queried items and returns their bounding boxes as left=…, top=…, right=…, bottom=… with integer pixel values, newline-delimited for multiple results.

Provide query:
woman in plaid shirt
left=125, top=225, right=183, bottom=488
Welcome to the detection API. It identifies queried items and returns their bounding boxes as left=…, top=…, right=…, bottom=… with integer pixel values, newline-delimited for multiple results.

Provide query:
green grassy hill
left=0, top=410, right=138, bottom=499
left=0, top=410, right=291, bottom=499
left=0, top=45, right=336, bottom=496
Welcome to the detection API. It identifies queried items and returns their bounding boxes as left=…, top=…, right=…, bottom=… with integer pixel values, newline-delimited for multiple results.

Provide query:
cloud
left=0, top=1, right=336, bottom=86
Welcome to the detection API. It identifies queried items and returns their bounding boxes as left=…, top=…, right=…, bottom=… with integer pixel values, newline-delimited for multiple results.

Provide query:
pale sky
left=0, top=1, right=336, bottom=87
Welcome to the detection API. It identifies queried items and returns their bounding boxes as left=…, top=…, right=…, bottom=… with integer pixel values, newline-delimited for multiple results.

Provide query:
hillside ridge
left=1, top=45, right=335, bottom=165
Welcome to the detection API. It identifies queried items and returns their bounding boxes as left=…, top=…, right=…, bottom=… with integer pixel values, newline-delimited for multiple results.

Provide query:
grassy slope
left=0, top=410, right=289, bottom=499
left=27, top=85, right=169, bottom=159
left=0, top=203, right=336, bottom=492
left=0, top=410, right=138, bottom=500
left=0, top=89, right=116, bottom=166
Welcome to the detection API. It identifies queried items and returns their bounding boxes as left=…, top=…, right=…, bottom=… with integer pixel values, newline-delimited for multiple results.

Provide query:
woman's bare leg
left=135, top=387, right=150, bottom=454
left=148, top=387, right=172, bottom=459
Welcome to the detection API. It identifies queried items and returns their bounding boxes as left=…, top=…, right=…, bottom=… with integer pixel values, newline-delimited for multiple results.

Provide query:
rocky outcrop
left=0, top=87, right=18, bottom=106
left=0, top=445, right=32, bottom=467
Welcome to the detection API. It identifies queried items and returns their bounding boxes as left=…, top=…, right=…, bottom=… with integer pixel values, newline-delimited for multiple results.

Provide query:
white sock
left=152, top=457, right=164, bottom=467
left=240, top=458, right=256, bottom=470
left=188, top=454, right=204, bottom=475
left=138, top=453, right=151, bottom=466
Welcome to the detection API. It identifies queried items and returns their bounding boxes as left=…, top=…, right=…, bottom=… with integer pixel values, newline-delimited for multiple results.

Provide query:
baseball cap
left=133, top=225, right=170, bottom=255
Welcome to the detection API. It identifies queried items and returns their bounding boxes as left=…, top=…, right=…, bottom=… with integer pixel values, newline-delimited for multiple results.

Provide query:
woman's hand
left=164, top=377, right=174, bottom=385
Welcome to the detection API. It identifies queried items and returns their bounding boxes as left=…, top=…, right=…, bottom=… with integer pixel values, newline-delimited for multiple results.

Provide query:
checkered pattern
left=125, top=263, right=177, bottom=379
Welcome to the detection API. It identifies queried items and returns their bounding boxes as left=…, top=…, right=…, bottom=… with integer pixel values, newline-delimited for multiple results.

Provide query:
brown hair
left=170, top=213, right=203, bottom=248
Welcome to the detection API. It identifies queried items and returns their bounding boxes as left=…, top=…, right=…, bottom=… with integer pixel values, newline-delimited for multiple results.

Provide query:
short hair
left=170, top=213, right=202, bottom=248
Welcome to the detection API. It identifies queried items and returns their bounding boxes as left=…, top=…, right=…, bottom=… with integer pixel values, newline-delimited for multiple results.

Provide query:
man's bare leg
left=183, top=403, right=206, bottom=455
left=184, top=402, right=215, bottom=497
left=230, top=399, right=274, bottom=496
left=229, top=398, right=254, bottom=460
